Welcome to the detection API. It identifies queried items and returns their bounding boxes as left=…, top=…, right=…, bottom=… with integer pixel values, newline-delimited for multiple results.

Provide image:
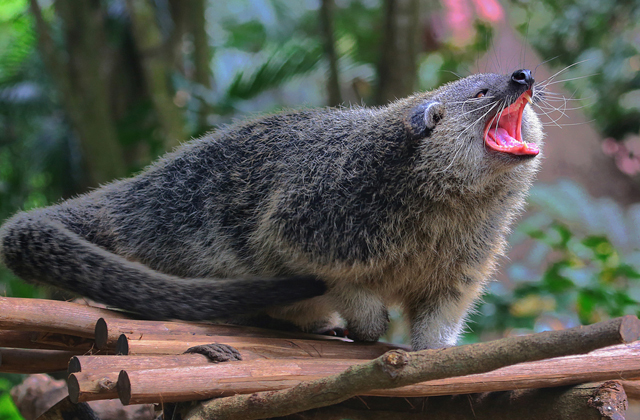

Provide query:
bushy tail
left=0, top=211, right=325, bottom=321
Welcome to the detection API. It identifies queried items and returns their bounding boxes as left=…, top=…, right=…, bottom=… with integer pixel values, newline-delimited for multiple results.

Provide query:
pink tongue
left=487, top=127, right=539, bottom=155
left=492, top=127, right=516, bottom=146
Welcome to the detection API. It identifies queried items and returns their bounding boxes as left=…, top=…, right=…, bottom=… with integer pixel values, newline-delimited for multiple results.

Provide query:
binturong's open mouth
left=484, top=90, right=539, bottom=156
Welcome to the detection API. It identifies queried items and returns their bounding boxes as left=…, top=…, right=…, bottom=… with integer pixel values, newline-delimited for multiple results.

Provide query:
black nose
left=511, top=69, right=534, bottom=88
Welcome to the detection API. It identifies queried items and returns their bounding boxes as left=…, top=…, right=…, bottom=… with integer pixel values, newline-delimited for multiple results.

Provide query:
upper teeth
left=524, top=93, right=533, bottom=104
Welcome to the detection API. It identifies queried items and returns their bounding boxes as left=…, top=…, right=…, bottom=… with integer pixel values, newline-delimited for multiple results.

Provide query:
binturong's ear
left=404, top=101, right=445, bottom=139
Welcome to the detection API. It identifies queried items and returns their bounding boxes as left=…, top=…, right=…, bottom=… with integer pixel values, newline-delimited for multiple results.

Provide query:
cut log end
left=67, top=374, right=80, bottom=404
left=68, top=356, right=81, bottom=374
left=116, top=334, right=129, bottom=355
left=619, top=315, right=640, bottom=344
left=117, top=370, right=132, bottom=406
left=94, top=318, right=108, bottom=350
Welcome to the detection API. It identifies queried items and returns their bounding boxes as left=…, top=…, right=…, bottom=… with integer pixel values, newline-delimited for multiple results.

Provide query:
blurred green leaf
left=224, top=20, right=267, bottom=52
left=615, top=264, right=640, bottom=279
left=225, top=39, right=323, bottom=102
left=0, top=0, right=35, bottom=86
left=542, top=261, right=575, bottom=293
left=0, top=395, right=23, bottom=420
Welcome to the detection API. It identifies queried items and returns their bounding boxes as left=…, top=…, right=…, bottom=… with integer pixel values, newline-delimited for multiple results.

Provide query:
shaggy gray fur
left=0, top=71, right=543, bottom=350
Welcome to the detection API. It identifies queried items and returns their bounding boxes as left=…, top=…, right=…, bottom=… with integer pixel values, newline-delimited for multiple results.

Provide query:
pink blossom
left=471, top=0, right=504, bottom=22
left=602, top=137, right=620, bottom=156
left=617, top=154, right=640, bottom=175
left=443, top=0, right=474, bottom=44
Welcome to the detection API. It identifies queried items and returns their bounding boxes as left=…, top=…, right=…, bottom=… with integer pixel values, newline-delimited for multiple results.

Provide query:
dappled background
left=1, top=0, right=640, bottom=414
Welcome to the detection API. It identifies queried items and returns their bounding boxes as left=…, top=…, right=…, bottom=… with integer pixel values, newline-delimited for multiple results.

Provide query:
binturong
left=0, top=69, right=543, bottom=350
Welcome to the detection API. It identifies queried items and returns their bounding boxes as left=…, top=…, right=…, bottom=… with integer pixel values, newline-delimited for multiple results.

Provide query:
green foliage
left=0, top=0, right=78, bottom=298
left=510, top=0, right=640, bottom=140
left=464, top=181, right=640, bottom=343
left=466, top=223, right=640, bottom=342
left=0, top=377, right=23, bottom=420
left=0, top=0, right=34, bottom=85
left=224, top=20, right=268, bottom=53
left=224, top=39, right=323, bottom=103
left=331, top=0, right=383, bottom=66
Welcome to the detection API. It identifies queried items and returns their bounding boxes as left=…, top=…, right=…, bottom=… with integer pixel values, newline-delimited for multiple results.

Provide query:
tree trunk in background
left=29, top=0, right=127, bottom=186
left=125, top=0, right=186, bottom=150
left=190, top=0, right=214, bottom=131
left=168, top=0, right=213, bottom=133
left=375, top=0, right=420, bottom=105
left=320, top=0, right=343, bottom=107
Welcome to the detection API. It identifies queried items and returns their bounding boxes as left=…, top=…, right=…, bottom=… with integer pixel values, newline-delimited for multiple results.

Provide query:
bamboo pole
left=115, top=341, right=640, bottom=405
left=0, top=348, right=79, bottom=373
left=0, top=297, right=127, bottom=337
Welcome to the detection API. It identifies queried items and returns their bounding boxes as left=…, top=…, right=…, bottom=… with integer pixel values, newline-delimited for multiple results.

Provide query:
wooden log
left=115, top=341, right=640, bottom=405
left=68, top=353, right=214, bottom=374
left=622, top=380, right=640, bottom=400
left=0, top=330, right=97, bottom=353
left=185, top=316, right=640, bottom=420
left=116, top=333, right=404, bottom=359
left=280, top=382, right=627, bottom=420
left=0, top=348, right=78, bottom=373
left=0, top=330, right=47, bottom=349
left=94, top=317, right=349, bottom=349
left=12, top=374, right=155, bottom=420
left=0, top=297, right=127, bottom=338
left=1, top=330, right=81, bottom=350
left=68, top=371, right=120, bottom=403
left=117, top=359, right=360, bottom=405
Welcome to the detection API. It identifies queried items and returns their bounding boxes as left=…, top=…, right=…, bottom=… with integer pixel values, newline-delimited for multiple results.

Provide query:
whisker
left=446, top=96, right=497, bottom=105
left=534, top=56, right=560, bottom=75
left=458, top=101, right=496, bottom=117
left=537, top=102, right=590, bottom=112
left=540, top=73, right=598, bottom=87
left=493, top=100, right=508, bottom=135
left=535, top=105, right=566, bottom=128
left=540, top=119, right=596, bottom=127
left=435, top=102, right=499, bottom=174
left=537, top=95, right=586, bottom=102
left=538, top=59, right=591, bottom=86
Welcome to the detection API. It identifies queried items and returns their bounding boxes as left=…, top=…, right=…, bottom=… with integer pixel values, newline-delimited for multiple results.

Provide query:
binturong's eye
left=475, top=89, right=488, bottom=98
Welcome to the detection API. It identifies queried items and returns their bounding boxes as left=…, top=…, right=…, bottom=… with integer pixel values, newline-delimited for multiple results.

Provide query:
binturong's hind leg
left=406, top=280, right=484, bottom=350
left=265, top=295, right=346, bottom=335
left=269, top=286, right=389, bottom=341
left=331, top=285, right=388, bottom=342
